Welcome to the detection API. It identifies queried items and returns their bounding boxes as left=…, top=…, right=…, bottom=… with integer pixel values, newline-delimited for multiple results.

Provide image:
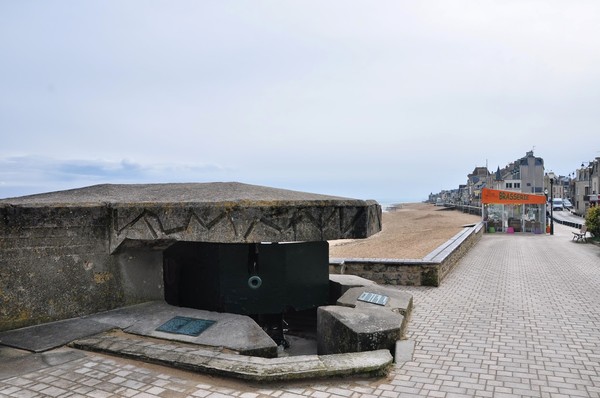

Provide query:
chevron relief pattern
left=110, top=204, right=379, bottom=253
left=113, top=208, right=229, bottom=239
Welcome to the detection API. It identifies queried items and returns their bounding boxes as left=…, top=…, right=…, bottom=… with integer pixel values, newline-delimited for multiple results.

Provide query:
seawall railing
left=551, top=214, right=584, bottom=230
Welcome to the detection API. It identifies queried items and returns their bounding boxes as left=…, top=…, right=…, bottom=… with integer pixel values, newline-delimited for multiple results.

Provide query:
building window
left=506, top=183, right=513, bottom=188
left=515, top=182, right=521, bottom=188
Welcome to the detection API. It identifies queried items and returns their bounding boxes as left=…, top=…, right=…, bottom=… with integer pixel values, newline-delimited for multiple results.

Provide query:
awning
left=481, top=188, right=547, bottom=205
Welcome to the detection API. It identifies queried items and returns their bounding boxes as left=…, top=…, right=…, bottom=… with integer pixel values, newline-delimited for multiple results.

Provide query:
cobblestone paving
left=1, top=224, right=599, bottom=397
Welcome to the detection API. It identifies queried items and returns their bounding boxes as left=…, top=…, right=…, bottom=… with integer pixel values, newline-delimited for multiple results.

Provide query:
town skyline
left=429, top=150, right=599, bottom=217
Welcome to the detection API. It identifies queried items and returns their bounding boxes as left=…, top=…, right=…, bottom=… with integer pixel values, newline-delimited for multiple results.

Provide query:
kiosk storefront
left=481, top=188, right=547, bottom=233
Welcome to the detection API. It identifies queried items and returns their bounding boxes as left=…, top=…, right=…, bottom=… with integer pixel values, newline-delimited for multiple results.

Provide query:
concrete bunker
left=0, top=182, right=386, bottom=353
left=0, top=183, right=422, bottom=377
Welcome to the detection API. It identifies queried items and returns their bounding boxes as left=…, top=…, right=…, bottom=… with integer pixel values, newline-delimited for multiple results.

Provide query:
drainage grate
left=156, top=316, right=216, bottom=337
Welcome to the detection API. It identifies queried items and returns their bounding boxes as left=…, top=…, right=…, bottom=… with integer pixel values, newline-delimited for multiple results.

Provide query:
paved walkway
left=1, top=223, right=600, bottom=397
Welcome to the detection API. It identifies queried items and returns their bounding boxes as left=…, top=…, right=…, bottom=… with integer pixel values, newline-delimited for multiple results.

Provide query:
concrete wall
left=0, top=205, right=163, bottom=332
left=436, top=225, right=483, bottom=281
left=329, top=223, right=483, bottom=287
left=329, top=260, right=438, bottom=286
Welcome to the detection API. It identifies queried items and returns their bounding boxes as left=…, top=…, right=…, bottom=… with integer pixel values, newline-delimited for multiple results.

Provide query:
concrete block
left=317, top=306, right=403, bottom=355
left=98, top=302, right=279, bottom=358
left=328, top=274, right=377, bottom=304
left=72, top=331, right=393, bottom=381
left=336, top=286, right=413, bottom=338
left=394, top=339, right=415, bottom=364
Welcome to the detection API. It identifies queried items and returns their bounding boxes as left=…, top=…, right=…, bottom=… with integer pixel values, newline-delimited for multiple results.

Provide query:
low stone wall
left=329, top=222, right=484, bottom=287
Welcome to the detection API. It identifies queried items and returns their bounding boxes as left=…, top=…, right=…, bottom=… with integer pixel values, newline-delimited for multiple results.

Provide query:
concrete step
left=70, top=330, right=393, bottom=382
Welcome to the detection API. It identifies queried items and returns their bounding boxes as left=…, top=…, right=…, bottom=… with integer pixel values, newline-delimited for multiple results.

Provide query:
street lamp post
left=548, top=172, right=555, bottom=235
left=590, top=163, right=593, bottom=197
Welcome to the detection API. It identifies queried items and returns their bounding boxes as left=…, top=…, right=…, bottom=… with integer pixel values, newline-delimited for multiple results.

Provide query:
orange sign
left=481, top=188, right=547, bottom=205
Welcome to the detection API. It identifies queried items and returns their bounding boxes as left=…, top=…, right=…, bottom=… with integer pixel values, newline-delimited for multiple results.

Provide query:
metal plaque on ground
left=357, top=292, right=389, bottom=306
left=156, top=316, right=216, bottom=336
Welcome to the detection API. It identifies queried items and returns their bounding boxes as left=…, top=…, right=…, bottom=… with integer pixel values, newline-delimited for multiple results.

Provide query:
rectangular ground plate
left=357, top=292, right=389, bottom=306
left=156, top=316, right=216, bottom=337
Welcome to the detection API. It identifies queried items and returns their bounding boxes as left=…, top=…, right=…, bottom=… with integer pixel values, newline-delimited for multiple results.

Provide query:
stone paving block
left=394, top=339, right=415, bottom=363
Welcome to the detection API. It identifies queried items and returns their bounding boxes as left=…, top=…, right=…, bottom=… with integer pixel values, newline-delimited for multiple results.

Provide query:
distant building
left=492, top=151, right=545, bottom=195
left=467, top=166, right=490, bottom=205
left=430, top=151, right=548, bottom=209
left=574, top=158, right=600, bottom=215
left=458, top=184, right=468, bottom=204
left=520, top=151, right=545, bottom=194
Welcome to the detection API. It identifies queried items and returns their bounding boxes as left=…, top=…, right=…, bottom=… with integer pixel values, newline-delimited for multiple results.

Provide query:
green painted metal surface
left=163, top=241, right=329, bottom=315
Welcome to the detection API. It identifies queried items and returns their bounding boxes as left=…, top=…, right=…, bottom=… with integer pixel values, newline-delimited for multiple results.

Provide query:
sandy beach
left=329, top=203, right=481, bottom=259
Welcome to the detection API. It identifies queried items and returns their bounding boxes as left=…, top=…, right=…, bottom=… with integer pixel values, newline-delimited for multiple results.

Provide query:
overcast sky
left=1, top=1, right=599, bottom=202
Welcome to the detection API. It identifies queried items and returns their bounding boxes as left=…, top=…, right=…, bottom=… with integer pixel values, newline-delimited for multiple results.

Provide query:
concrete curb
left=70, top=331, right=393, bottom=382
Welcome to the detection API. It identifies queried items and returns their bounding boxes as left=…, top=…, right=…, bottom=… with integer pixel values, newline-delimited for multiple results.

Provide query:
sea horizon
left=375, top=199, right=425, bottom=211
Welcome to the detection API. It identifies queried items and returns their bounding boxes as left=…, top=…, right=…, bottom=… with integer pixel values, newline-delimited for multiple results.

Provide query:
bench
left=572, top=225, right=587, bottom=243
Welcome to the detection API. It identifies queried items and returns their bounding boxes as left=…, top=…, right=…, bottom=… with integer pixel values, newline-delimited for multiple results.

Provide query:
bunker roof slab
left=1, top=182, right=382, bottom=251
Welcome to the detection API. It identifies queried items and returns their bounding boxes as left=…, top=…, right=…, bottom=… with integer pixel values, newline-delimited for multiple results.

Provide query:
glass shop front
left=481, top=188, right=547, bottom=233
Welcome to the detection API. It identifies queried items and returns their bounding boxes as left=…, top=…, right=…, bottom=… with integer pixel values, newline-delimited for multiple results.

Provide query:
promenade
left=1, top=223, right=599, bottom=397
